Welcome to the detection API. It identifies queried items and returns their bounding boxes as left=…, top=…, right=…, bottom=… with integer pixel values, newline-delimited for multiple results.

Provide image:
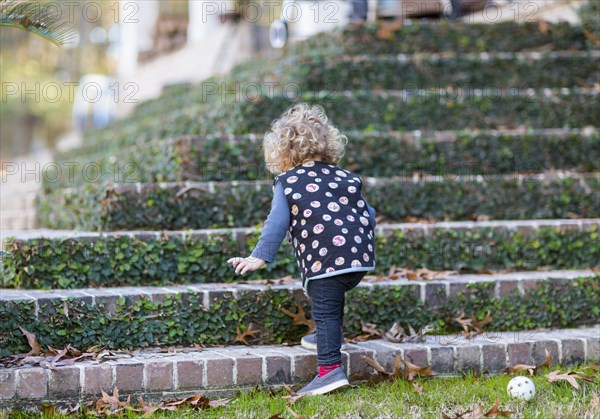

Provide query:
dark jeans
left=307, top=271, right=365, bottom=366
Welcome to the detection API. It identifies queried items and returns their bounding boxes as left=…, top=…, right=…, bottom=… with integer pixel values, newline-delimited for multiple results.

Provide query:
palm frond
left=0, top=1, right=77, bottom=46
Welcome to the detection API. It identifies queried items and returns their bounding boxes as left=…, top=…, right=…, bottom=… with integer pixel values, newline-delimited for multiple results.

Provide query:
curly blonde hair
left=263, top=103, right=347, bottom=174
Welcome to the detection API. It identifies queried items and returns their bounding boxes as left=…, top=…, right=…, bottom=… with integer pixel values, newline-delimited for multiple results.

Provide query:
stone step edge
left=3, top=219, right=599, bottom=244
left=1, top=270, right=596, bottom=317
left=280, top=49, right=600, bottom=66
left=65, top=127, right=600, bottom=159
left=176, top=127, right=600, bottom=145
left=102, top=172, right=600, bottom=194
left=1, top=325, right=598, bottom=406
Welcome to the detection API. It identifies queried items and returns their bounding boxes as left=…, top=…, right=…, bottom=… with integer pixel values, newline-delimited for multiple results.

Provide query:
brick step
left=1, top=270, right=598, bottom=359
left=4, top=219, right=599, bottom=289
left=1, top=325, right=598, bottom=411
left=80, top=86, right=598, bottom=167
left=51, top=127, right=600, bottom=188
left=1, top=269, right=595, bottom=311
left=5, top=218, right=598, bottom=243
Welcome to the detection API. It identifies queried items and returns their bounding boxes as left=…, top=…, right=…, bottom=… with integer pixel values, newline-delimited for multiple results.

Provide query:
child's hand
left=227, top=256, right=266, bottom=275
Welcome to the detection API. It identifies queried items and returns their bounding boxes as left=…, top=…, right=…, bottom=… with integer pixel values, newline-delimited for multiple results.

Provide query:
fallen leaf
left=281, top=303, right=315, bottom=333
left=592, top=391, right=600, bottom=410
left=376, top=22, right=402, bottom=41
left=282, top=394, right=305, bottom=405
left=449, top=311, right=491, bottom=338
left=485, top=397, right=515, bottom=417
left=361, top=321, right=383, bottom=338
left=208, top=398, right=231, bottom=408
left=283, top=383, right=298, bottom=397
left=533, top=348, right=553, bottom=373
left=545, top=370, right=596, bottom=389
left=18, top=326, right=43, bottom=355
left=391, top=354, right=403, bottom=379
left=583, top=29, right=600, bottom=47
left=286, top=405, right=307, bottom=419
left=384, top=323, right=406, bottom=343
left=413, top=382, right=423, bottom=395
left=234, top=324, right=259, bottom=346
left=503, top=364, right=536, bottom=375
left=362, top=354, right=389, bottom=376
left=403, top=357, right=439, bottom=381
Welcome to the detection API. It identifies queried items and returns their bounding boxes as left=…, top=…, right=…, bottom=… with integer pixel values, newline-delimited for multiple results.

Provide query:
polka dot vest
left=275, top=161, right=376, bottom=288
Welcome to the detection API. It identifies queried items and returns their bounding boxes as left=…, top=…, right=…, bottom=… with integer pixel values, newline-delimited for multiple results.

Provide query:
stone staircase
left=1, top=15, right=599, bottom=413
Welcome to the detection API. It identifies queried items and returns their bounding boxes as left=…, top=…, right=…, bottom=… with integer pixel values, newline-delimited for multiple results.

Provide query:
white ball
left=507, top=376, right=536, bottom=401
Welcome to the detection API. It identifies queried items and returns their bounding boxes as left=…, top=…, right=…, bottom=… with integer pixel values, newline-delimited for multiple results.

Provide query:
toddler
left=227, top=103, right=376, bottom=395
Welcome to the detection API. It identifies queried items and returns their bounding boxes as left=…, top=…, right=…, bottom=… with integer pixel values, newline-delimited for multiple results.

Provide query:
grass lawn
left=9, top=363, right=599, bottom=418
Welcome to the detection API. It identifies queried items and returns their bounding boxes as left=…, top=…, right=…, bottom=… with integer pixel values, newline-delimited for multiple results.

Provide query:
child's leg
left=308, top=278, right=346, bottom=370
left=307, top=272, right=365, bottom=373
left=337, top=272, right=364, bottom=342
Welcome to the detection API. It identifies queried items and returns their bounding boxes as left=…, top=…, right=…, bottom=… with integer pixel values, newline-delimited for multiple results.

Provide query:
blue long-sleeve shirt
left=251, top=182, right=376, bottom=263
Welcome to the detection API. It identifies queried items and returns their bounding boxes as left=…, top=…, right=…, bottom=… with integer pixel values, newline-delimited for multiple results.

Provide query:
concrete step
left=1, top=325, right=598, bottom=411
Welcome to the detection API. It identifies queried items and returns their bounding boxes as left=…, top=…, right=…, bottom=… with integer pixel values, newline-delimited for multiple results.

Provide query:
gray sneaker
left=301, top=333, right=347, bottom=351
left=297, top=366, right=350, bottom=396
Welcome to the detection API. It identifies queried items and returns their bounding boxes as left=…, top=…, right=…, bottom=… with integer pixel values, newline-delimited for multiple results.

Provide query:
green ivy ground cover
left=3, top=225, right=598, bottom=289
left=43, top=130, right=600, bottom=191
left=36, top=174, right=600, bottom=230
left=284, top=21, right=593, bottom=57
left=1, top=275, right=598, bottom=356
left=243, top=52, right=600, bottom=91
left=61, top=88, right=599, bottom=162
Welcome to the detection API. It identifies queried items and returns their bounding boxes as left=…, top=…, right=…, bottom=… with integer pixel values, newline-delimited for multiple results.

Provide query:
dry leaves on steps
left=1, top=328, right=132, bottom=369
left=544, top=370, right=596, bottom=390
left=448, top=311, right=491, bottom=338
left=281, top=302, right=316, bottom=333
left=348, top=320, right=433, bottom=344
left=503, top=348, right=553, bottom=376
left=442, top=398, right=515, bottom=418
left=384, top=322, right=433, bottom=344
left=388, top=265, right=458, bottom=281
left=234, top=324, right=259, bottom=346
left=239, top=275, right=295, bottom=285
